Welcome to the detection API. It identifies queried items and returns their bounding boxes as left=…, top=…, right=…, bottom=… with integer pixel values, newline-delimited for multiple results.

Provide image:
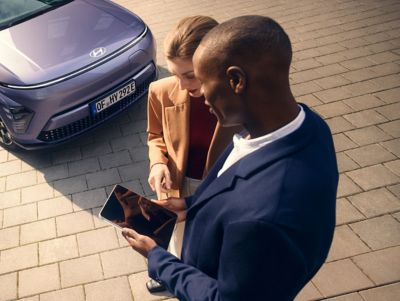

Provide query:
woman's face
left=166, top=57, right=202, bottom=97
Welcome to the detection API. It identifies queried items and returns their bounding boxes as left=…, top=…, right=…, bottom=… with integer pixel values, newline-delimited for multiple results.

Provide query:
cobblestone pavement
left=1, top=0, right=399, bottom=300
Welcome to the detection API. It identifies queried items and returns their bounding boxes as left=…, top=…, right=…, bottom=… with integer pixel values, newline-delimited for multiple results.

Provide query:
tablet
left=99, top=184, right=177, bottom=249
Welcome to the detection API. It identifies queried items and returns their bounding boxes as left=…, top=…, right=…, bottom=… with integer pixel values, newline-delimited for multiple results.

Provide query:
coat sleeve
left=147, top=83, right=169, bottom=168
left=148, top=221, right=307, bottom=301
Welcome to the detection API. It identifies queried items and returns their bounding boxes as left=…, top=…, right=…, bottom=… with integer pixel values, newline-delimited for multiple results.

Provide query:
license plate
left=91, top=81, right=136, bottom=114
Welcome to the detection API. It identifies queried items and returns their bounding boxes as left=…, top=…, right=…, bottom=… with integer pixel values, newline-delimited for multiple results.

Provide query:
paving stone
left=345, top=144, right=396, bottom=167
left=376, top=102, right=400, bottom=121
left=340, top=57, right=377, bottom=70
left=346, top=164, right=399, bottom=190
left=312, top=259, right=373, bottom=297
left=343, top=95, right=385, bottom=111
left=52, top=147, right=82, bottom=164
left=294, top=281, right=322, bottom=301
left=21, top=219, right=56, bottom=245
left=101, top=246, right=147, bottom=278
left=326, top=117, right=355, bottom=134
left=77, top=227, right=119, bottom=256
left=326, top=225, right=370, bottom=262
left=336, top=152, right=359, bottom=172
left=37, top=164, right=69, bottom=184
left=324, top=292, right=364, bottom=301
left=53, top=175, right=87, bottom=196
left=379, top=120, right=400, bottom=138
left=0, top=150, right=7, bottom=163
left=353, top=246, right=400, bottom=285
left=0, top=190, right=20, bottom=209
left=337, top=174, right=362, bottom=198
left=86, top=168, right=121, bottom=190
left=68, top=157, right=101, bottom=177
left=292, top=81, right=322, bottom=97
left=350, top=215, right=400, bottom=250
left=99, top=150, right=132, bottom=169
left=0, top=244, right=38, bottom=274
left=333, top=134, right=358, bottom=152
left=91, top=207, right=109, bottom=228
left=40, top=286, right=85, bottom=301
left=129, top=145, right=149, bottom=162
left=293, top=58, right=322, bottom=71
left=0, top=177, right=5, bottom=193
left=296, top=94, right=323, bottom=107
left=120, top=180, right=144, bottom=196
left=60, top=255, right=103, bottom=287
left=345, top=125, right=393, bottom=146
left=19, top=263, right=60, bottom=297
left=0, top=226, right=19, bottom=250
left=0, top=273, right=17, bottom=301
left=129, top=271, right=174, bottom=301
left=17, top=296, right=39, bottom=301
left=384, top=159, right=400, bottom=176
left=39, top=235, right=79, bottom=265
left=314, top=75, right=352, bottom=90
left=85, top=276, right=133, bottom=301
left=21, top=183, right=54, bottom=204
left=6, top=170, right=37, bottom=190
left=111, top=134, right=143, bottom=152
left=314, top=102, right=353, bottom=119
left=56, top=210, right=94, bottom=236
left=0, top=160, right=21, bottom=177
left=3, top=203, right=37, bottom=227
left=120, top=120, right=147, bottom=136
left=314, top=87, right=354, bottom=103
left=388, top=181, right=400, bottom=197
left=336, top=198, right=364, bottom=226
left=381, top=138, right=400, bottom=157
left=368, top=61, right=400, bottom=77
left=360, top=282, right=400, bottom=301
left=81, top=141, right=112, bottom=158
left=118, top=161, right=149, bottom=181
left=72, top=188, right=106, bottom=211
left=374, top=87, right=400, bottom=104
left=0, top=209, right=2, bottom=228
left=38, top=196, right=73, bottom=219
left=348, top=188, right=400, bottom=217
left=342, top=68, right=377, bottom=83
left=344, top=109, right=387, bottom=128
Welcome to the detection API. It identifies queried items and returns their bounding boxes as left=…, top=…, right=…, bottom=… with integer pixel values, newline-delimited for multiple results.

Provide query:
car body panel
left=0, top=0, right=145, bottom=86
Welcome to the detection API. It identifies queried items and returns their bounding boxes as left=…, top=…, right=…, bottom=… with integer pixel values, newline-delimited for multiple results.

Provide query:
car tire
left=0, top=117, right=21, bottom=151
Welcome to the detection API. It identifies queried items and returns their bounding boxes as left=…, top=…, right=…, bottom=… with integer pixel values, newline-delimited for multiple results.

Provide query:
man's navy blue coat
left=148, top=104, right=339, bottom=301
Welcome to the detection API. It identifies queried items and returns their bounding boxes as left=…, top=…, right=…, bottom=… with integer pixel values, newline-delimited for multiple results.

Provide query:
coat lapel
left=189, top=104, right=318, bottom=211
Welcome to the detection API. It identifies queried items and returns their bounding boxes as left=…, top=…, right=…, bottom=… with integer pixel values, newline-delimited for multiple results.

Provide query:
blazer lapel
left=164, top=83, right=190, bottom=162
left=189, top=104, right=318, bottom=211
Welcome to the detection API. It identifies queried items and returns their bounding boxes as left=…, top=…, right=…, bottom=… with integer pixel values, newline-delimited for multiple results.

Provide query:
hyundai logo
left=90, top=47, right=107, bottom=58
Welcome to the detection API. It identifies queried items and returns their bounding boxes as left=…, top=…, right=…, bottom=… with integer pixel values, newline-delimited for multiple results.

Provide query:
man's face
left=193, top=46, right=243, bottom=126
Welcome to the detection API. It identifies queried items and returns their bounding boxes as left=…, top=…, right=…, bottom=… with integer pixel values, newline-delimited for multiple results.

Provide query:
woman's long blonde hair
left=164, top=16, right=218, bottom=60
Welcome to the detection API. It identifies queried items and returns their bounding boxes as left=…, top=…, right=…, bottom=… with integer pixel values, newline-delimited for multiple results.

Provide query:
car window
left=0, top=0, right=73, bottom=30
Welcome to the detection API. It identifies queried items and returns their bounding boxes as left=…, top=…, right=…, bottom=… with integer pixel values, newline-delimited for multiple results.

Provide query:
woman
left=146, top=16, right=241, bottom=292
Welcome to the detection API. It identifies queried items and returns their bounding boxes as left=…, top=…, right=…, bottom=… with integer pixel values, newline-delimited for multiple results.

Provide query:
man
left=123, top=15, right=339, bottom=300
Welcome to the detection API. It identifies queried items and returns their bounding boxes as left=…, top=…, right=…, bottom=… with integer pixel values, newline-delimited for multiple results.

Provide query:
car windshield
left=0, top=0, right=73, bottom=30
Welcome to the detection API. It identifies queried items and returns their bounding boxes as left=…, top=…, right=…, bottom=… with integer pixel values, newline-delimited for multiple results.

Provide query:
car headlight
left=2, top=106, right=34, bottom=133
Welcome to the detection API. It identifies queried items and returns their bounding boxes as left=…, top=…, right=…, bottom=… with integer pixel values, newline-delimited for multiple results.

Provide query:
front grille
left=38, top=69, right=156, bottom=143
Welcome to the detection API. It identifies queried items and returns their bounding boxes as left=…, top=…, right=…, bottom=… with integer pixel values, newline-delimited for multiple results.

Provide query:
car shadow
left=3, top=65, right=171, bottom=218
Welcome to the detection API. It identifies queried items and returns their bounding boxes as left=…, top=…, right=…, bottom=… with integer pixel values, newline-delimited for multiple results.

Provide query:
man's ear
left=226, top=66, right=246, bottom=94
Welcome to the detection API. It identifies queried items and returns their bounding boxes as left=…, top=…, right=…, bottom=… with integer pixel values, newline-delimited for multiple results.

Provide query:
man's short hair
left=200, top=15, right=292, bottom=74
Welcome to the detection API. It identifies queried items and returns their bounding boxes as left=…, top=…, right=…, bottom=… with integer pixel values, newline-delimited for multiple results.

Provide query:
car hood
left=0, top=0, right=146, bottom=87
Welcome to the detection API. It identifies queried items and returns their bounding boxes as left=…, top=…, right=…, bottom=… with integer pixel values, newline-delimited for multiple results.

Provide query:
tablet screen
left=99, top=185, right=177, bottom=249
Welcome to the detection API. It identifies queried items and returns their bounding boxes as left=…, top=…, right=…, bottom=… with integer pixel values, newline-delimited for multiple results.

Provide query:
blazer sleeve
left=148, top=221, right=307, bottom=301
left=147, top=83, right=169, bottom=168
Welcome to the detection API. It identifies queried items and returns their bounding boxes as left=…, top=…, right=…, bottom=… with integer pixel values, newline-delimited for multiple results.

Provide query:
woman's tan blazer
left=147, top=76, right=241, bottom=198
